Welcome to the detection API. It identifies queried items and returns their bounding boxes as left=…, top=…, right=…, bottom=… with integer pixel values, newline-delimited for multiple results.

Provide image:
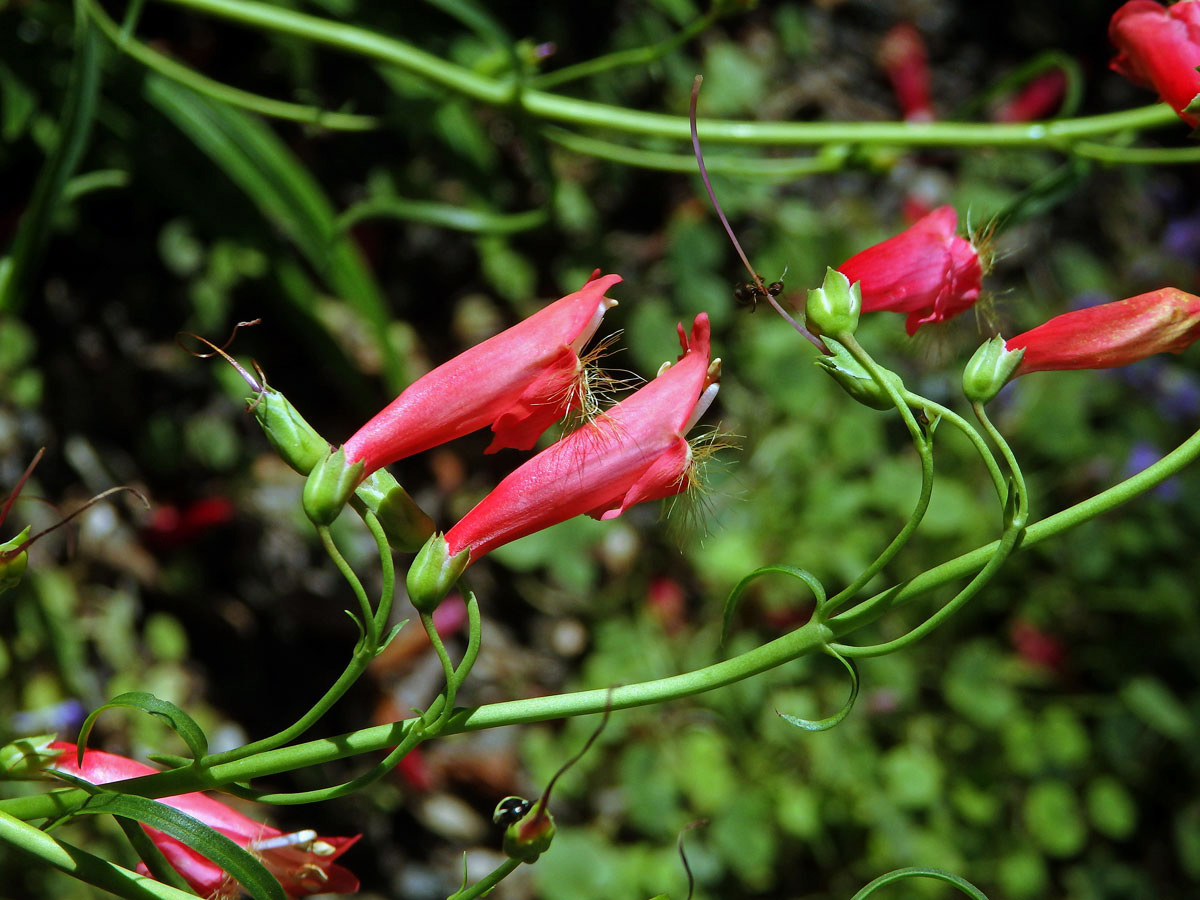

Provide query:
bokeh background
left=3, top=1, right=1200, bottom=898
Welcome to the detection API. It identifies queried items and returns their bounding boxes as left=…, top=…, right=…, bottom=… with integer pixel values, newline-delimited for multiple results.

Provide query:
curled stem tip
left=176, top=319, right=264, bottom=393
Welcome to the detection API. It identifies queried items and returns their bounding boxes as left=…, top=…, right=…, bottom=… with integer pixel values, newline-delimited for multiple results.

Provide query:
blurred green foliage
left=3, top=1, right=1200, bottom=899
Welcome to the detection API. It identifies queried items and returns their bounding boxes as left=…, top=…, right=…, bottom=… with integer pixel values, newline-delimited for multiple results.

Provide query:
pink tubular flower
left=342, top=272, right=621, bottom=476
left=990, top=69, right=1068, bottom=122
left=1109, top=0, right=1200, bottom=125
left=878, top=23, right=935, bottom=122
left=48, top=742, right=360, bottom=898
left=444, top=313, right=719, bottom=564
left=1007, top=287, right=1200, bottom=374
left=837, top=206, right=983, bottom=336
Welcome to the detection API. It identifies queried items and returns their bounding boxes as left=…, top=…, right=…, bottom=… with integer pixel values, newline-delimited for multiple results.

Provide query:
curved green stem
left=8, top=421, right=1200, bottom=819
left=830, top=521, right=1023, bottom=657
left=421, top=610, right=461, bottom=730
left=531, top=5, right=720, bottom=90
left=447, top=858, right=522, bottom=900
left=972, top=402, right=1029, bottom=528
left=911, top=394, right=1007, bottom=501
left=365, top=511, right=395, bottom=639
left=155, top=0, right=1177, bottom=147
left=317, top=526, right=375, bottom=633
left=83, top=0, right=378, bottom=131
left=836, top=333, right=927, bottom=448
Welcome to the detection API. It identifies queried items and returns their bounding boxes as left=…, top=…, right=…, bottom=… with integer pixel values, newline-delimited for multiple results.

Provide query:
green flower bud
left=252, top=387, right=329, bottom=475
left=0, top=526, right=31, bottom=596
left=0, top=734, right=60, bottom=779
left=814, top=339, right=905, bottom=411
left=501, top=803, right=556, bottom=864
left=406, top=533, right=469, bottom=613
left=805, top=267, right=861, bottom=336
left=351, top=470, right=435, bottom=553
left=302, top=448, right=365, bottom=526
left=962, top=335, right=1024, bottom=404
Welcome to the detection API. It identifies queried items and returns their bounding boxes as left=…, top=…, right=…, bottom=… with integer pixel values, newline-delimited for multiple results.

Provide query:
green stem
left=836, top=333, right=927, bottom=447
left=8, top=420, right=1200, bottom=819
left=82, top=0, right=378, bottom=131
left=911, top=394, right=1007, bottom=502
left=831, top=521, right=1023, bottom=657
left=1070, top=141, right=1200, bottom=164
left=318, top=526, right=376, bottom=635
left=447, top=858, right=522, bottom=900
left=366, top=511, right=395, bottom=638
left=531, top=6, right=719, bottom=89
left=0, top=809, right=197, bottom=900
left=972, top=402, right=1030, bottom=528
left=154, top=0, right=1176, bottom=147
left=421, top=610, right=460, bottom=730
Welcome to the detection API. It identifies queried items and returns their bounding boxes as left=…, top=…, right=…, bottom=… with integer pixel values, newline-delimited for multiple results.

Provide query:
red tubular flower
left=1007, top=287, right=1200, bottom=374
left=1110, top=0, right=1200, bottom=125
left=443, top=314, right=719, bottom=564
left=837, top=206, right=983, bottom=335
left=48, top=742, right=360, bottom=898
left=878, top=23, right=935, bottom=122
left=342, top=272, right=621, bottom=476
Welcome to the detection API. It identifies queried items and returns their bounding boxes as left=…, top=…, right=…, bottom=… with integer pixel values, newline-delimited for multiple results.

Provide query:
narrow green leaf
left=777, top=647, right=858, bottom=732
left=851, top=867, right=990, bottom=900
left=113, top=815, right=198, bottom=895
left=722, top=564, right=826, bottom=644
left=77, top=791, right=286, bottom=900
left=77, top=692, right=208, bottom=764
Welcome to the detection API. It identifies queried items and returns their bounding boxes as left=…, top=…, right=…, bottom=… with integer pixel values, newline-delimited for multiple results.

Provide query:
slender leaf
left=851, top=866, right=990, bottom=900
left=722, top=564, right=826, bottom=644
left=77, top=692, right=208, bottom=763
left=77, top=791, right=286, bottom=900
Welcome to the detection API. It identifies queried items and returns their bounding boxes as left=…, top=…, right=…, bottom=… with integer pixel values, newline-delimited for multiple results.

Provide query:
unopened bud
left=814, top=339, right=905, bottom=410
left=501, top=803, right=556, bottom=864
left=352, top=470, right=435, bottom=553
left=0, top=526, right=31, bottom=596
left=303, top=448, right=364, bottom=526
left=962, top=335, right=1023, bottom=404
left=0, top=734, right=60, bottom=779
left=805, top=267, right=861, bottom=336
left=252, top=387, right=329, bottom=475
left=406, top=533, right=469, bottom=613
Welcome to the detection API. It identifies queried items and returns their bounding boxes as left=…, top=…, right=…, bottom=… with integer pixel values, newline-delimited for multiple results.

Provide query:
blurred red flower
left=1110, top=0, right=1200, bottom=125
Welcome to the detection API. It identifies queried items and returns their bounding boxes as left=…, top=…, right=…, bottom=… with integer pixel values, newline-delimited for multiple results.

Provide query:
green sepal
left=805, top=267, right=861, bottom=336
left=406, top=533, right=469, bottom=614
left=77, top=692, right=208, bottom=764
left=502, top=806, right=556, bottom=863
left=962, top=335, right=1023, bottom=404
left=251, top=386, right=328, bottom=475
left=352, top=470, right=435, bottom=552
left=814, top=339, right=905, bottom=411
left=777, top=646, right=859, bottom=732
left=0, top=525, right=32, bottom=595
left=302, top=447, right=364, bottom=526
left=0, top=734, right=62, bottom=779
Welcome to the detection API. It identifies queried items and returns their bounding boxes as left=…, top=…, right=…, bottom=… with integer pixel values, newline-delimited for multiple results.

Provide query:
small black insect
left=733, top=277, right=784, bottom=313
left=493, top=796, right=533, bottom=827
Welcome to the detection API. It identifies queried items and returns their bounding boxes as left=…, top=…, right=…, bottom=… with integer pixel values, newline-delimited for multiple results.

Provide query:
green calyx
left=407, top=533, right=470, bottom=613
left=502, top=805, right=556, bottom=864
left=302, top=447, right=365, bottom=526
left=352, top=470, right=435, bottom=553
left=814, top=339, right=905, bottom=411
left=0, top=526, right=32, bottom=596
left=962, top=335, right=1024, bottom=404
left=251, top=386, right=329, bottom=475
left=805, top=267, right=861, bottom=336
left=0, top=735, right=61, bottom=779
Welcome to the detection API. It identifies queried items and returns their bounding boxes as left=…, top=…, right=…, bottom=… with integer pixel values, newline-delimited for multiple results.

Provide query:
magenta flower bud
left=48, top=742, right=360, bottom=897
left=837, top=206, right=984, bottom=336
left=442, top=314, right=720, bottom=568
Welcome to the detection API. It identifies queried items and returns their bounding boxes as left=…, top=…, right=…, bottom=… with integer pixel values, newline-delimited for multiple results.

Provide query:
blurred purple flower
left=1123, top=441, right=1180, bottom=501
left=1164, top=213, right=1200, bottom=260
left=11, top=698, right=86, bottom=734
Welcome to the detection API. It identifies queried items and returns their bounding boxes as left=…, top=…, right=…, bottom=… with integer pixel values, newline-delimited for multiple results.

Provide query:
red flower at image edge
left=1110, top=0, right=1200, bottom=125
left=1006, top=288, right=1200, bottom=375
left=48, top=742, right=360, bottom=898
left=342, top=272, right=621, bottom=477
left=443, top=313, right=719, bottom=564
left=837, top=205, right=983, bottom=336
